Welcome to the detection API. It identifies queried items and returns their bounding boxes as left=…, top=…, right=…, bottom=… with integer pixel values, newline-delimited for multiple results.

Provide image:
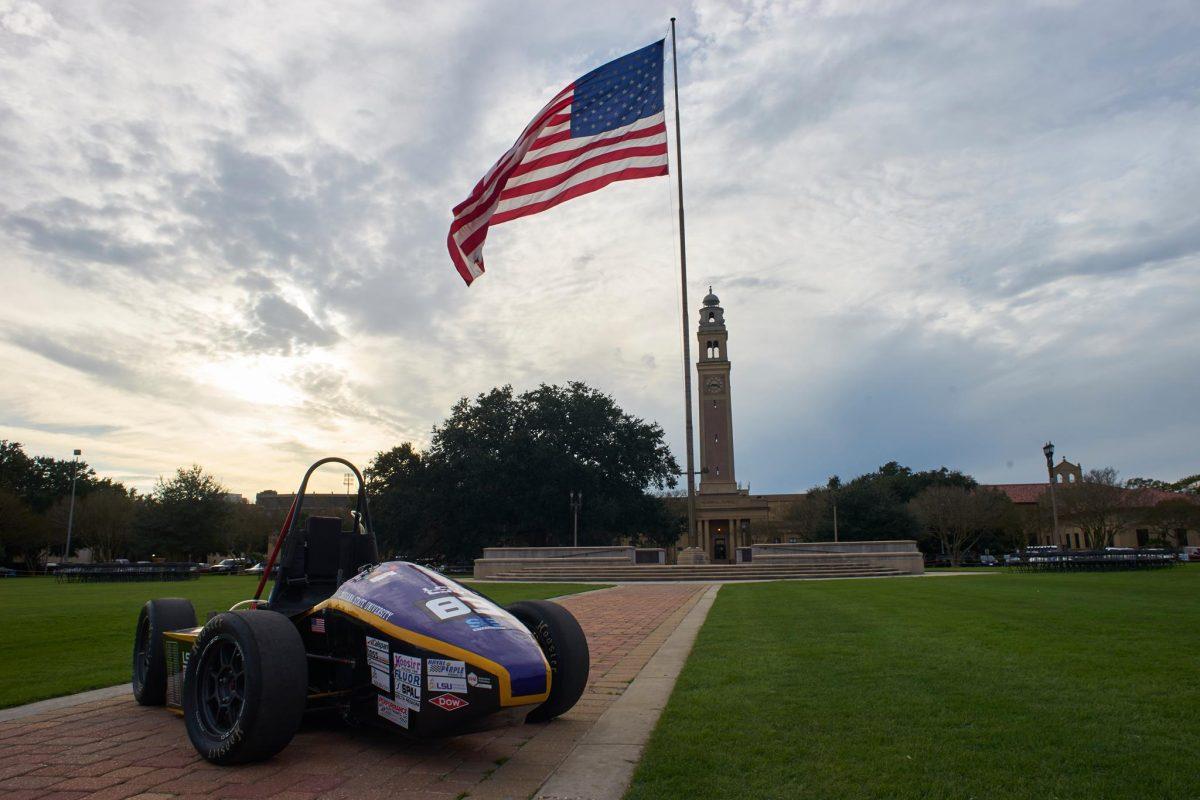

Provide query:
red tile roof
left=983, top=483, right=1197, bottom=507
left=985, top=483, right=1046, bottom=504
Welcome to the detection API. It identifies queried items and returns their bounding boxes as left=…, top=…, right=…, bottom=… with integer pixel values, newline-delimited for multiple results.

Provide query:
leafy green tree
left=70, top=484, right=137, bottom=562
left=1056, top=467, right=1131, bottom=550
left=0, top=488, right=54, bottom=570
left=135, top=466, right=231, bottom=560
left=379, top=382, right=679, bottom=562
left=808, top=462, right=977, bottom=542
left=910, top=486, right=1018, bottom=565
left=367, top=443, right=430, bottom=558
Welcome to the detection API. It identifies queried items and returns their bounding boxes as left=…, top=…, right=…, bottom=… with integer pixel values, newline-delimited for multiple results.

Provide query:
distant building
left=987, top=460, right=1197, bottom=550
left=255, top=491, right=357, bottom=517
left=670, top=289, right=1197, bottom=559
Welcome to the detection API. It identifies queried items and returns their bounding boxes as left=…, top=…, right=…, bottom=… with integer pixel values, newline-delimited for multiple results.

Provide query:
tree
left=367, top=443, right=431, bottom=558
left=135, top=466, right=232, bottom=560
left=225, top=502, right=277, bottom=558
left=1056, top=467, right=1131, bottom=550
left=0, top=488, right=54, bottom=570
left=1144, top=497, right=1200, bottom=548
left=807, top=462, right=978, bottom=543
left=70, top=484, right=137, bottom=562
left=909, top=486, right=1016, bottom=566
left=407, top=382, right=679, bottom=561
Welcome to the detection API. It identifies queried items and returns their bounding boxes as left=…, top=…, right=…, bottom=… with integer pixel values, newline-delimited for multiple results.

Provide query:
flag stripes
left=448, top=40, right=667, bottom=285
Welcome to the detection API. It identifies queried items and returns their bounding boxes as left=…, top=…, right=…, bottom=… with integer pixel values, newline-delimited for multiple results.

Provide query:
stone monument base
left=676, top=546, right=710, bottom=565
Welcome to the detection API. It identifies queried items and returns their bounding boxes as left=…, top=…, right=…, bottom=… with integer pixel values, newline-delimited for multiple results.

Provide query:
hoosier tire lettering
left=505, top=600, right=589, bottom=723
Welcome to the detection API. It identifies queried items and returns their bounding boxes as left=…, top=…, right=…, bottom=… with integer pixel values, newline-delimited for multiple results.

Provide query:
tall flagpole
left=669, top=17, right=698, bottom=550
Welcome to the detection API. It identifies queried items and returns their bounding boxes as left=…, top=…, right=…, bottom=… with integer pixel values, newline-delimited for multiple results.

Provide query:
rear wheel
left=132, top=598, right=196, bottom=706
left=506, top=600, right=590, bottom=723
left=183, top=610, right=307, bottom=764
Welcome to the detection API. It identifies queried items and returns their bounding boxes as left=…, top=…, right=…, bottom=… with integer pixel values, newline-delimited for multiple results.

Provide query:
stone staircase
left=480, top=559, right=907, bottom=582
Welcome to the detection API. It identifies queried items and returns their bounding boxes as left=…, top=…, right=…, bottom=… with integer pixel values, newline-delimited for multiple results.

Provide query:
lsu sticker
left=397, top=681, right=421, bottom=710
left=365, top=636, right=389, bottom=670
left=377, top=695, right=409, bottom=728
left=428, top=693, right=469, bottom=712
left=468, top=672, right=494, bottom=690
left=371, top=666, right=391, bottom=693
left=427, top=659, right=466, bottom=678
left=428, top=676, right=468, bottom=693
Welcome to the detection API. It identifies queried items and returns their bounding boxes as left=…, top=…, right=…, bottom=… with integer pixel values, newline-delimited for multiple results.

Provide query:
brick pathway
left=0, top=584, right=708, bottom=800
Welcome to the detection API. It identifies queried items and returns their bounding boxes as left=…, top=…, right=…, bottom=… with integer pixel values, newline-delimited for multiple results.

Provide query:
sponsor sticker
left=371, top=666, right=391, bottom=692
left=428, top=693, right=469, bottom=712
left=466, top=615, right=504, bottom=631
left=365, top=636, right=390, bottom=670
left=468, top=672, right=493, bottom=690
left=397, top=680, right=421, bottom=710
left=393, top=654, right=422, bottom=688
left=428, top=676, right=468, bottom=693
left=336, top=590, right=395, bottom=621
left=422, top=586, right=452, bottom=595
left=377, top=695, right=409, bottom=728
left=427, top=658, right=466, bottom=678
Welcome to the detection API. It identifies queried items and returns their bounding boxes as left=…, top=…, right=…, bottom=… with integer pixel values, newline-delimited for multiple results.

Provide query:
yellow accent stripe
left=308, top=598, right=551, bottom=708
left=163, top=628, right=201, bottom=644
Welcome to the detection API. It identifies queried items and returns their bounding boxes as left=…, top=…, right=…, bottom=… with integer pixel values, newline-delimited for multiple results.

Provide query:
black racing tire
left=506, top=600, right=590, bottom=723
left=182, top=610, right=307, bottom=765
left=132, top=598, right=196, bottom=706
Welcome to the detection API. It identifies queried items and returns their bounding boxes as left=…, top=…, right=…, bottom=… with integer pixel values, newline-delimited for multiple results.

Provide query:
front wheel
left=132, top=598, right=196, bottom=706
left=506, top=600, right=590, bottom=723
left=182, top=610, right=307, bottom=764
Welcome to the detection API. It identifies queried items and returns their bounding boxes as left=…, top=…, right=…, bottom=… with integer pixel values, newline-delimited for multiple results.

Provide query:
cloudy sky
left=1, top=0, right=1198, bottom=498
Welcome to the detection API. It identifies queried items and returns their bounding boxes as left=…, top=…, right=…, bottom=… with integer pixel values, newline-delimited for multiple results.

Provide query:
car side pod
left=181, top=611, right=308, bottom=765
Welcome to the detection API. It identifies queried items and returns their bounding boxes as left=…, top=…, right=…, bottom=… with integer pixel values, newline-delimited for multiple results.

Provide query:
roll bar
left=252, top=457, right=377, bottom=602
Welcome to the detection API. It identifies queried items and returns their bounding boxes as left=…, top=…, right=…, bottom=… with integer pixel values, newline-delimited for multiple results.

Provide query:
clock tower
left=696, top=288, right=737, bottom=494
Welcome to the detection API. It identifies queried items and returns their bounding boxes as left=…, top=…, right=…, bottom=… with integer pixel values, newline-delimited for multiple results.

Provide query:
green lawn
left=627, top=567, right=1200, bottom=800
left=0, top=575, right=604, bottom=709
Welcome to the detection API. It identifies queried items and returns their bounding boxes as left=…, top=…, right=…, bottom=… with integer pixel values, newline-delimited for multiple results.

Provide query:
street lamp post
left=64, top=449, right=81, bottom=564
left=569, top=492, right=582, bottom=547
left=827, top=476, right=841, bottom=543
left=1043, top=441, right=1060, bottom=548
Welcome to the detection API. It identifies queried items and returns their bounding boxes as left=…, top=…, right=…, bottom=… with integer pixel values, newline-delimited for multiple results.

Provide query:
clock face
left=704, top=375, right=724, bottom=394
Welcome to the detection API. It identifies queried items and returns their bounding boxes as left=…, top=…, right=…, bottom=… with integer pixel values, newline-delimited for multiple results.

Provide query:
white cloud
left=0, top=0, right=1198, bottom=496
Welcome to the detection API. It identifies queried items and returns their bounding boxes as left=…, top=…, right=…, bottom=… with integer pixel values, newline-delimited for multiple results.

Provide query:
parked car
left=0, top=567, right=18, bottom=578
left=979, top=554, right=999, bottom=566
left=209, top=558, right=248, bottom=575
left=244, top=562, right=278, bottom=576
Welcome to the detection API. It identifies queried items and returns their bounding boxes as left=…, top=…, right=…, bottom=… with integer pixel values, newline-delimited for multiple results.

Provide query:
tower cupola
left=699, top=287, right=725, bottom=330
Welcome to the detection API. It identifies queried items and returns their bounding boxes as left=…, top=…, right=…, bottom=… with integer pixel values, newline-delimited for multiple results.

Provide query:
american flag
left=448, top=40, right=668, bottom=285
left=311, top=616, right=325, bottom=634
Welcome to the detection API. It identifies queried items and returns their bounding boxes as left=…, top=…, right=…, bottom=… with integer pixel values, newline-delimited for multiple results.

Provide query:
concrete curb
left=0, top=683, right=130, bottom=723
left=534, top=584, right=721, bottom=800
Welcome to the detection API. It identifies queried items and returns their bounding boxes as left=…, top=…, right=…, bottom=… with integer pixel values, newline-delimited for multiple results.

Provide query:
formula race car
left=131, top=457, right=589, bottom=764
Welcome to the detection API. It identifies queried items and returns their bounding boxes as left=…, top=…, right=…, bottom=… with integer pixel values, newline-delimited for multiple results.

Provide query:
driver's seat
left=271, top=516, right=350, bottom=613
